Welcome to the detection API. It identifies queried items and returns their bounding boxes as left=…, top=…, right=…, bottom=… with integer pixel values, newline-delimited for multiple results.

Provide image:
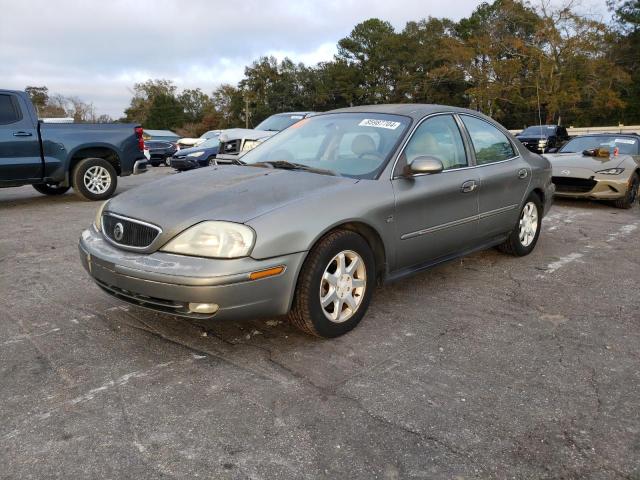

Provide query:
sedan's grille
left=552, top=176, right=597, bottom=193
left=102, top=214, right=161, bottom=248
left=220, top=139, right=241, bottom=155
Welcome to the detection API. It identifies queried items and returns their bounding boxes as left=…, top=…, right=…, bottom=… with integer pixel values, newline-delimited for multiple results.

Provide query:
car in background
left=545, top=134, right=640, bottom=208
left=145, top=140, right=178, bottom=167
left=177, top=129, right=221, bottom=149
left=170, top=137, right=220, bottom=171
left=80, top=104, right=553, bottom=338
left=516, top=125, right=569, bottom=153
left=216, top=112, right=315, bottom=162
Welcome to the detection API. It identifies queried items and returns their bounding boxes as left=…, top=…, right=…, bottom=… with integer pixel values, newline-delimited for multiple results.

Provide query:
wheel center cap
left=336, top=274, right=353, bottom=299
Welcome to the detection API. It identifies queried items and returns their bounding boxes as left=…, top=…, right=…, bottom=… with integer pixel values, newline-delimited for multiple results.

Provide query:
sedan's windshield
left=559, top=136, right=639, bottom=155
left=255, top=114, right=307, bottom=132
left=240, top=113, right=411, bottom=179
left=197, top=137, right=220, bottom=148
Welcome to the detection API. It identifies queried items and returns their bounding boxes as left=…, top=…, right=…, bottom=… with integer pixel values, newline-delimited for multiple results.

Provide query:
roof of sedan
left=326, top=104, right=481, bottom=120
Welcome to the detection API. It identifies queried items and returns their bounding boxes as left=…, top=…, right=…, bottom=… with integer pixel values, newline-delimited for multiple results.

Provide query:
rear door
left=0, top=92, right=41, bottom=183
left=458, top=114, right=530, bottom=240
left=391, top=114, right=480, bottom=272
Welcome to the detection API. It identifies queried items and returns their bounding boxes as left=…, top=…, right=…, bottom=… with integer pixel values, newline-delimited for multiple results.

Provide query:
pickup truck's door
left=0, top=92, right=41, bottom=183
left=391, top=114, right=479, bottom=273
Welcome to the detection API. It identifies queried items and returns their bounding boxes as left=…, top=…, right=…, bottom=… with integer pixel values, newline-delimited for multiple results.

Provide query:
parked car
left=145, top=140, right=178, bottom=167
left=216, top=112, right=315, bottom=162
left=170, top=137, right=220, bottom=171
left=515, top=125, right=569, bottom=153
left=0, top=89, right=147, bottom=201
left=545, top=133, right=640, bottom=208
left=79, top=104, right=553, bottom=338
left=177, top=130, right=221, bottom=149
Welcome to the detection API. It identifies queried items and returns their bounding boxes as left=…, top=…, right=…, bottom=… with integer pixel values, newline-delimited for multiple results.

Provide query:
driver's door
left=391, top=114, right=480, bottom=272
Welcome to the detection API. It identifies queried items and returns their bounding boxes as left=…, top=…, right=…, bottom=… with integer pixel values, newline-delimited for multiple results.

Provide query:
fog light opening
left=188, top=303, right=219, bottom=314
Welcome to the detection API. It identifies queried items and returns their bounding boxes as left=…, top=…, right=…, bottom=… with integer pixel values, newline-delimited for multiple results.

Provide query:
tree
left=145, top=93, right=184, bottom=130
left=178, top=88, right=212, bottom=124
left=25, top=86, right=49, bottom=113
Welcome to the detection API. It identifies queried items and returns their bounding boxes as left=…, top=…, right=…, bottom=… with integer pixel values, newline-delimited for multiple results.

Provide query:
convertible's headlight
left=596, top=168, right=625, bottom=175
left=187, top=151, right=205, bottom=157
left=160, top=221, right=255, bottom=259
left=241, top=139, right=261, bottom=152
left=94, top=201, right=108, bottom=231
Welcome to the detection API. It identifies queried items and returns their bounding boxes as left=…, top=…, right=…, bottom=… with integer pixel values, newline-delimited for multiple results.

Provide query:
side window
left=402, top=115, right=468, bottom=171
left=461, top=115, right=516, bottom=165
left=0, top=94, right=21, bottom=125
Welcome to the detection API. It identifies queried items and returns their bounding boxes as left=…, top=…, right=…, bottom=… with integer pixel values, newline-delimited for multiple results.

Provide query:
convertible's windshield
left=559, top=136, right=639, bottom=155
left=240, top=113, right=411, bottom=179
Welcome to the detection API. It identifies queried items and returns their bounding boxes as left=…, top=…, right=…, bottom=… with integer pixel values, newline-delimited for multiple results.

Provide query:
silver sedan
left=79, top=104, right=554, bottom=338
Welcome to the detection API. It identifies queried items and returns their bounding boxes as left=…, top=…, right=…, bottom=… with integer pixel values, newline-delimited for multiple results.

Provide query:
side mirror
left=405, top=156, right=444, bottom=176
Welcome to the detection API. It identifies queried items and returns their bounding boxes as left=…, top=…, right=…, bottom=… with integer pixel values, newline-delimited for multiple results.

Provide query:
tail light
left=134, top=127, right=144, bottom=151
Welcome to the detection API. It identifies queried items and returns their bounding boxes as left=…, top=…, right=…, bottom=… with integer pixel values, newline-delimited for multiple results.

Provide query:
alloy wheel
left=83, top=166, right=111, bottom=194
left=319, top=250, right=366, bottom=323
left=519, top=201, right=538, bottom=247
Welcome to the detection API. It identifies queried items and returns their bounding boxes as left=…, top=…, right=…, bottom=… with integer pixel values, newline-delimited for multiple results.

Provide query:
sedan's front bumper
left=170, top=156, right=203, bottom=170
left=79, top=227, right=306, bottom=320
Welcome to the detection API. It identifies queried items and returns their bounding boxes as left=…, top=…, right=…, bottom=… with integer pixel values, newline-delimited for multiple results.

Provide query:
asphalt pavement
left=1, top=167, right=638, bottom=479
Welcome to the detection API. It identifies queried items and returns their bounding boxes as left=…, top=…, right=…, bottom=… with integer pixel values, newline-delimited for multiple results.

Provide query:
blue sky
left=0, top=0, right=610, bottom=118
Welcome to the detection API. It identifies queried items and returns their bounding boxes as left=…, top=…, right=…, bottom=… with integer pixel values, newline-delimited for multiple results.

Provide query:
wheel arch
left=68, top=145, right=121, bottom=179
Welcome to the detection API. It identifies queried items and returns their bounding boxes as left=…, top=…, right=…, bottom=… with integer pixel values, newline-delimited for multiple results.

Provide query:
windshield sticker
left=615, top=138, right=636, bottom=145
left=358, top=119, right=401, bottom=130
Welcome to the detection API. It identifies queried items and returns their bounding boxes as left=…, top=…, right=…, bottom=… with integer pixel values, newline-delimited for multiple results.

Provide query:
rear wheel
left=32, top=183, right=70, bottom=196
left=289, top=230, right=375, bottom=338
left=613, top=172, right=639, bottom=209
left=498, top=193, right=542, bottom=256
left=72, top=158, right=117, bottom=201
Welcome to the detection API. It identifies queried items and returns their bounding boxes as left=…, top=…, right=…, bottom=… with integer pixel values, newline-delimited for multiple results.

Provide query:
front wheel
left=72, top=158, right=117, bottom=201
left=32, top=183, right=71, bottom=196
left=165, top=157, right=172, bottom=167
left=613, top=173, right=639, bottom=209
left=498, top=193, right=542, bottom=256
left=289, top=230, right=375, bottom=338
left=207, top=156, right=217, bottom=167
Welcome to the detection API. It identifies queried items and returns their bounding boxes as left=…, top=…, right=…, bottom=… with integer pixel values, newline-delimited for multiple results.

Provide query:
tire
left=32, top=183, right=71, bottom=196
left=613, top=172, right=639, bottom=209
left=289, top=230, right=375, bottom=338
left=72, top=158, right=117, bottom=201
left=207, top=156, right=216, bottom=167
left=165, top=157, right=172, bottom=167
left=498, top=192, right=543, bottom=257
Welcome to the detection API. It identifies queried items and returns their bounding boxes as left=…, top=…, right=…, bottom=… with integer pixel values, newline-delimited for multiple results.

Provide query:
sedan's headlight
left=241, top=139, right=261, bottom=152
left=160, top=221, right=255, bottom=259
left=187, top=151, right=205, bottom=157
left=94, top=201, right=108, bottom=231
left=596, top=168, right=625, bottom=175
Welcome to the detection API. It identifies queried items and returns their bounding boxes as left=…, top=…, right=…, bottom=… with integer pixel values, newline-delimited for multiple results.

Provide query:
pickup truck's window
left=461, top=115, right=516, bottom=165
left=0, top=95, right=21, bottom=125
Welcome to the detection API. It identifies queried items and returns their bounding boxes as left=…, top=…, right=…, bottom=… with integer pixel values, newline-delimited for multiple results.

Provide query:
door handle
left=518, top=168, right=528, bottom=179
left=13, top=131, right=33, bottom=137
left=461, top=180, right=477, bottom=193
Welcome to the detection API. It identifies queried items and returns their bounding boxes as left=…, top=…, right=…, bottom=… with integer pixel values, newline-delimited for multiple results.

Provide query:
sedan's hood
left=544, top=152, right=624, bottom=171
left=105, top=165, right=357, bottom=240
left=219, top=129, right=275, bottom=142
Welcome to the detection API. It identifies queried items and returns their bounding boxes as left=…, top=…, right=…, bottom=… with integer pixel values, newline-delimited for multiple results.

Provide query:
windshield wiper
left=254, top=160, right=338, bottom=176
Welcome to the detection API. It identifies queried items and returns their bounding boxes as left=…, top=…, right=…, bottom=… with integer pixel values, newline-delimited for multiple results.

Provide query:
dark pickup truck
left=515, top=125, right=570, bottom=154
left=0, top=89, right=147, bottom=201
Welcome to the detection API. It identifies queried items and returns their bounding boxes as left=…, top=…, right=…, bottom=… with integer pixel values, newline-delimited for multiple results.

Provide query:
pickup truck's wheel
left=289, top=230, right=375, bottom=338
left=613, top=172, right=639, bottom=209
left=32, top=183, right=71, bottom=196
left=72, top=158, right=117, bottom=201
left=498, top=192, right=542, bottom=256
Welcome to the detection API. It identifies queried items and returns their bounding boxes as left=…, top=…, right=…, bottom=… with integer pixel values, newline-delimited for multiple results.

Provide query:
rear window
left=0, top=94, right=21, bottom=125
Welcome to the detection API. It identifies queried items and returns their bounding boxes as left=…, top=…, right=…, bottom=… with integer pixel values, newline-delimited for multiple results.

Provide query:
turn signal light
left=249, top=266, right=285, bottom=281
